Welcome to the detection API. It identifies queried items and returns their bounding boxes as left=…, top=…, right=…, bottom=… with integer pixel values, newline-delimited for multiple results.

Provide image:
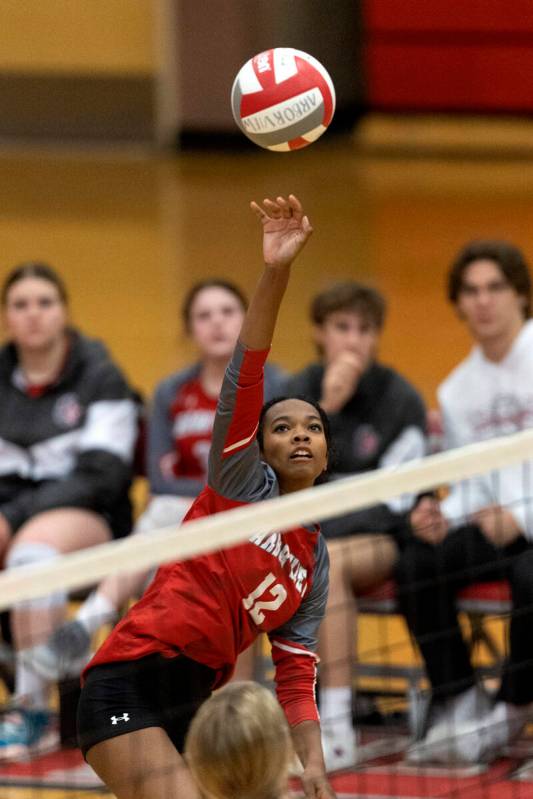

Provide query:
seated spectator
left=185, top=681, right=292, bottom=799
left=399, top=241, right=533, bottom=764
left=26, top=278, right=286, bottom=682
left=0, top=262, right=138, bottom=758
left=287, top=282, right=427, bottom=770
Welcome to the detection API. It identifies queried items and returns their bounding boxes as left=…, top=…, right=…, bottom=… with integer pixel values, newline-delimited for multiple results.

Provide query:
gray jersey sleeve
left=208, top=342, right=278, bottom=503
left=269, top=533, right=329, bottom=652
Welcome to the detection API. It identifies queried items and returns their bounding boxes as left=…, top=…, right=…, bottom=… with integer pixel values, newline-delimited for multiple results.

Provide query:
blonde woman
left=186, top=682, right=292, bottom=799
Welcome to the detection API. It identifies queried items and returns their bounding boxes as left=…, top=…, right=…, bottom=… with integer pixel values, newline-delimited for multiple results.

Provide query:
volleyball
left=231, top=48, right=336, bottom=152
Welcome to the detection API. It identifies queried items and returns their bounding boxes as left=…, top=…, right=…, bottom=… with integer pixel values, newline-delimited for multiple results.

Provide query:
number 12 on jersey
left=243, top=572, right=288, bottom=624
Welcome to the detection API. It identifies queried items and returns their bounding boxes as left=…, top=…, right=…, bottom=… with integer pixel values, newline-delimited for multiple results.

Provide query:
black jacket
left=287, top=361, right=427, bottom=538
left=0, top=329, right=137, bottom=537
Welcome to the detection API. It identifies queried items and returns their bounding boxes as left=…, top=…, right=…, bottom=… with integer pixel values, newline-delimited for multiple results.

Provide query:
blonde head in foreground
left=185, top=681, right=293, bottom=799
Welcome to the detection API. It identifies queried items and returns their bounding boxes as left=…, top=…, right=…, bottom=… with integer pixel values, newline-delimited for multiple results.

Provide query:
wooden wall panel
left=366, top=43, right=533, bottom=111
left=366, top=0, right=533, bottom=33
left=0, top=0, right=155, bottom=74
left=364, top=0, right=533, bottom=112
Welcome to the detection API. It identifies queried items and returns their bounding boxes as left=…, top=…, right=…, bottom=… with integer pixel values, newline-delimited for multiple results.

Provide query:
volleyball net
left=1, top=429, right=533, bottom=796
left=2, top=427, right=533, bottom=608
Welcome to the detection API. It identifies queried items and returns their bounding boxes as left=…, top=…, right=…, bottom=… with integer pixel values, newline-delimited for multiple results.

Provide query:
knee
left=6, top=540, right=60, bottom=570
left=6, top=541, right=65, bottom=610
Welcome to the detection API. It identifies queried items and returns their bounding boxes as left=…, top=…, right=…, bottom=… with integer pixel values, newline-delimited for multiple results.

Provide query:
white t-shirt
left=438, top=319, right=533, bottom=538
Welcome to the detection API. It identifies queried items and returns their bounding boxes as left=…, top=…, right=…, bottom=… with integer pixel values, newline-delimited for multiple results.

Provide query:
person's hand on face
left=315, top=311, right=380, bottom=414
left=320, top=351, right=365, bottom=414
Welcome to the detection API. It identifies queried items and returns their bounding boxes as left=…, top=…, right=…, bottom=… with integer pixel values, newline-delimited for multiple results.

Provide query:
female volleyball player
left=0, top=263, right=137, bottom=759
left=185, top=681, right=293, bottom=799
left=27, top=278, right=285, bottom=681
left=77, top=194, right=336, bottom=799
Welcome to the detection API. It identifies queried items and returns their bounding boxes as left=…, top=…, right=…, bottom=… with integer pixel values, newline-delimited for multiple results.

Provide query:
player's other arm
left=269, top=537, right=334, bottom=798
left=270, top=640, right=333, bottom=798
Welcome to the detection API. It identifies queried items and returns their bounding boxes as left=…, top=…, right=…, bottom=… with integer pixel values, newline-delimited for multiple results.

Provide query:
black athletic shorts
left=77, top=653, right=217, bottom=758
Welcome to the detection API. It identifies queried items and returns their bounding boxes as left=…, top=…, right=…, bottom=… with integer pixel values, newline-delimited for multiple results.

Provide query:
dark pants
left=395, top=525, right=533, bottom=705
left=77, top=654, right=216, bottom=758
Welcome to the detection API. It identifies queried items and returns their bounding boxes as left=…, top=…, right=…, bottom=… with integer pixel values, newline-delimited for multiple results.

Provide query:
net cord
left=0, top=427, right=532, bottom=611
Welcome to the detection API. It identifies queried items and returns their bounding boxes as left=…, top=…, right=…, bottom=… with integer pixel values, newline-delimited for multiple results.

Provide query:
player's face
left=188, top=287, right=245, bottom=360
left=261, top=399, right=328, bottom=493
left=456, top=259, right=526, bottom=343
left=3, top=277, right=68, bottom=351
left=314, top=310, right=379, bottom=370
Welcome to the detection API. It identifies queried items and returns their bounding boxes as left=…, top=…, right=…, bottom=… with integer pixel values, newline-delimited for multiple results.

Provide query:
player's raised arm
left=240, top=194, right=313, bottom=350
left=207, top=194, right=313, bottom=499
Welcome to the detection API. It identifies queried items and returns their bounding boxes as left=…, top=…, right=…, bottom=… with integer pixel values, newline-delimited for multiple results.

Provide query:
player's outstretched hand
left=251, top=194, right=313, bottom=269
left=320, top=351, right=364, bottom=414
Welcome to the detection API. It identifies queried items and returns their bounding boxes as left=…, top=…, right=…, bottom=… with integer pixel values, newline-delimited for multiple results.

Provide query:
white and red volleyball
left=231, top=48, right=335, bottom=152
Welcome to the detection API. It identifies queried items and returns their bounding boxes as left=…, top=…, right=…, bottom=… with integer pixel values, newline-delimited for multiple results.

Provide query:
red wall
left=364, top=1, right=533, bottom=112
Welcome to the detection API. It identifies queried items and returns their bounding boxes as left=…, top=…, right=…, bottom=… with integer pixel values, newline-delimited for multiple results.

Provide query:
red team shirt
left=168, top=377, right=216, bottom=481
left=86, top=343, right=329, bottom=726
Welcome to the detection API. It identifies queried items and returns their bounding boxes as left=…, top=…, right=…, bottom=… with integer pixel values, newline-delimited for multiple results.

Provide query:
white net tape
left=1, top=427, right=533, bottom=610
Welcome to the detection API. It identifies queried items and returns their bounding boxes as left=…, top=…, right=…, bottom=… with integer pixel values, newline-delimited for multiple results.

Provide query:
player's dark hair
left=310, top=281, right=387, bottom=329
left=182, top=279, right=248, bottom=332
left=448, top=240, right=532, bottom=318
left=257, top=395, right=333, bottom=484
left=1, top=262, right=69, bottom=307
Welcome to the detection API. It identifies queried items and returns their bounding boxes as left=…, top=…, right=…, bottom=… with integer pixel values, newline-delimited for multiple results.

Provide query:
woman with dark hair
left=27, top=278, right=286, bottom=681
left=0, top=262, right=138, bottom=758
left=77, top=194, right=335, bottom=799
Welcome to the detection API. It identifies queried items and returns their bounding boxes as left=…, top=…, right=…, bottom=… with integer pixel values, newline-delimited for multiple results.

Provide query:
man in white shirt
left=397, top=240, right=533, bottom=764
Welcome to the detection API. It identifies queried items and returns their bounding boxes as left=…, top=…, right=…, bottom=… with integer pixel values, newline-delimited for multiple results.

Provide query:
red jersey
left=86, top=343, right=329, bottom=726
left=169, top=376, right=216, bottom=479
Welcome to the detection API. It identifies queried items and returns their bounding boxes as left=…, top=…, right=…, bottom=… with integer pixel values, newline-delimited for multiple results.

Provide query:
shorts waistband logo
left=111, top=713, right=130, bottom=725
